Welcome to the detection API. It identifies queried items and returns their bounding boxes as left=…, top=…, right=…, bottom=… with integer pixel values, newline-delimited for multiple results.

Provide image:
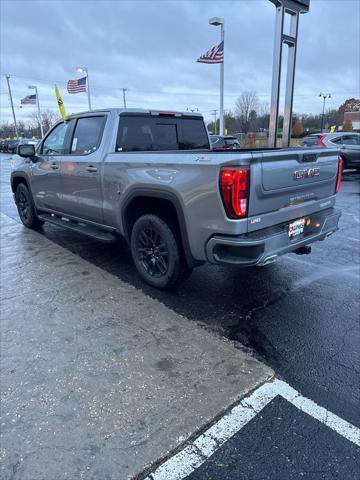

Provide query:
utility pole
left=211, top=109, right=218, bottom=134
left=319, top=92, right=331, bottom=133
left=122, top=88, right=128, bottom=108
left=5, top=75, right=19, bottom=138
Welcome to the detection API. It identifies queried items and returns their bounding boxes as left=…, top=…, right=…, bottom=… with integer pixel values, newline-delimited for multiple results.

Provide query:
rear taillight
left=315, top=134, right=326, bottom=147
left=219, top=167, right=249, bottom=219
left=335, top=156, right=344, bottom=193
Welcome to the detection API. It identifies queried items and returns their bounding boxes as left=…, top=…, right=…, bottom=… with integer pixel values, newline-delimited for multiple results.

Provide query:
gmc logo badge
left=293, top=168, right=320, bottom=180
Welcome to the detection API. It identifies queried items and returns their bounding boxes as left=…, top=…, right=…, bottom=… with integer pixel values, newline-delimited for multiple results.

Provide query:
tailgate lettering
left=293, top=168, right=320, bottom=180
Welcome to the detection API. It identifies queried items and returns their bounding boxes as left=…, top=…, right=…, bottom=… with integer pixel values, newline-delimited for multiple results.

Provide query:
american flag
left=67, top=76, right=87, bottom=94
left=197, top=41, right=224, bottom=64
left=21, top=94, right=37, bottom=105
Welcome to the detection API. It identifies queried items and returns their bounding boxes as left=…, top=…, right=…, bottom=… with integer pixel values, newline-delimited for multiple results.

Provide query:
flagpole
left=5, top=75, right=19, bottom=139
left=29, top=85, right=44, bottom=138
left=86, top=69, right=92, bottom=111
left=209, top=17, right=225, bottom=136
left=77, top=66, right=92, bottom=110
left=35, top=87, right=44, bottom=138
left=220, top=22, right=225, bottom=136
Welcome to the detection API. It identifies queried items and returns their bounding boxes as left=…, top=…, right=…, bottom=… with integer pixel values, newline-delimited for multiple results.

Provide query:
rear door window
left=71, top=116, right=105, bottom=155
left=330, top=136, right=342, bottom=145
left=116, top=115, right=209, bottom=152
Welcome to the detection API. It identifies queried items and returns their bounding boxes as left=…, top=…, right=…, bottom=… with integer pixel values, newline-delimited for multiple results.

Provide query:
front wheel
left=15, top=183, right=44, bottom=229
left=130, top=214, right=184, bottom=289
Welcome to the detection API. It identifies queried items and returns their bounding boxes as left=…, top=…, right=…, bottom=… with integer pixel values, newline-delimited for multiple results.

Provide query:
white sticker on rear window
left=72, top=138, right=78, bottom=152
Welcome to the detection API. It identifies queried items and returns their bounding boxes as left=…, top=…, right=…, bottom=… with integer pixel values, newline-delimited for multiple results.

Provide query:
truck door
left=30, top=120, right=72, bottom=212
left=60, top=115, right=107, bottom=224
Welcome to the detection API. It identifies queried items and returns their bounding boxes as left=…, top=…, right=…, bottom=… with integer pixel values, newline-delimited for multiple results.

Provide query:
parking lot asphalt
left=1, top=211, right=272, bottom=480
left=1, top=153, right=359, bottom=479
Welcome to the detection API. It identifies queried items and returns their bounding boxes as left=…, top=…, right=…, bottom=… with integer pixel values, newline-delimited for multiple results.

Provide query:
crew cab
left=11, top=108, right=342, bottom=289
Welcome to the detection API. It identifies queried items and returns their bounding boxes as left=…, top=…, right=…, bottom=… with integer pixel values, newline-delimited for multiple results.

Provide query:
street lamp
left=211, top=109, right=218, bottom=134
left=209, top=17, right=225, bottom=136
left=76, top=66, right=92, bottom=110
left=28, top=85, right=44, bottom=138
left=319, top=92, right=331, bottom=133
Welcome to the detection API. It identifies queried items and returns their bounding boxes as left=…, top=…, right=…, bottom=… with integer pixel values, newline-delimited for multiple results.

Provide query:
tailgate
left=248, top=149, right=339, bottom=218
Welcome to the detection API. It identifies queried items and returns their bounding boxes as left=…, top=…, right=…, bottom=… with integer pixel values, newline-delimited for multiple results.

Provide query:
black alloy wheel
left=15, top=183, right=44, bottom=229
left=137, top=225, right=169, bottom=278
left=130, top=214, right=184, bottom=289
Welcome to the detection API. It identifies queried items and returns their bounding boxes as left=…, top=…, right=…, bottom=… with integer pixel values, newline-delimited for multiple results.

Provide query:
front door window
left=42, top=122, right=69, bottom=155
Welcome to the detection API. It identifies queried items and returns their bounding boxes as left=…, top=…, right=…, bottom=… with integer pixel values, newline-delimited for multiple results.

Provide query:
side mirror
left=17, top=144, right=36, bottom=158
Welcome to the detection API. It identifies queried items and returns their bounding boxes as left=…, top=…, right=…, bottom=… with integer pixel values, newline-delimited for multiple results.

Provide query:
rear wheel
left=130, top=214, right=186, bottom=289
left=15, top=183, right=44, bottom=229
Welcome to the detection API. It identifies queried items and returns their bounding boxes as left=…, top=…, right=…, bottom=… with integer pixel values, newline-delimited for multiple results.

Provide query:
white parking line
left=145, top=378, right=360, bottom=480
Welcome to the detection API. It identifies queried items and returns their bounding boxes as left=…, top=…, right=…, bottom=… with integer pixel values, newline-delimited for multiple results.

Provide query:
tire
left=15, top=183, right=44, bottom=229
left=130, top=214, right=185, bottom=289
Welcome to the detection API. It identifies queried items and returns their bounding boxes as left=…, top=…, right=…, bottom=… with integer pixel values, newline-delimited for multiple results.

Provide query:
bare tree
left=30, top=109, right=60, bottom=136
left=235, top=91, right=259, bottom=133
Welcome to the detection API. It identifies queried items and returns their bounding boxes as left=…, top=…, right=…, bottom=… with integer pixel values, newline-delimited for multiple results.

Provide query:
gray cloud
left=1, top=0, right=359, bottom=125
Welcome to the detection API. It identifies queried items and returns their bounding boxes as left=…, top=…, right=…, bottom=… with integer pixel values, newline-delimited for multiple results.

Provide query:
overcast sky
left=0, top=0, right=359, bottom=126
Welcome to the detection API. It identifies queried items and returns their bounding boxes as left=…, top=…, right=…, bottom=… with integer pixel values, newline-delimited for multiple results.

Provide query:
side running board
left=37, top=213, right=117, bottom=243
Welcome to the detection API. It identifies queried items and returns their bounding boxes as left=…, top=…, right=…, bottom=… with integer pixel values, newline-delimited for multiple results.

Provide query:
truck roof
left=67, top=108, right=204, bottom=118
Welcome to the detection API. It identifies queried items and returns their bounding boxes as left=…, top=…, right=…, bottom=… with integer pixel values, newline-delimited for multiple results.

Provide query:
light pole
left=28, top=85, right=44, bottom=138
left=77, top=66, right=92, bottom=110
left=209, top=17, right=224, bottom=136
left=211, top=109, right=218, bottom=134
left=5, top=75, right=19, bottom=138
left=319, top=92, right=331, bottom=133
left=186, top=107, right=199, bottom=113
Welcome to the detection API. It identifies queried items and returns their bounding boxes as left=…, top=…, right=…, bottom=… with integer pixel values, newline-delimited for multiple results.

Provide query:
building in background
left=343, top=111, right=360, bottom=131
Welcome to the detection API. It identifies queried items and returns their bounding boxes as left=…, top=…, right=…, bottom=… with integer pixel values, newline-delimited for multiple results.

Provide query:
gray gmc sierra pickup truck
left=11, top=108, right=342, bottom=289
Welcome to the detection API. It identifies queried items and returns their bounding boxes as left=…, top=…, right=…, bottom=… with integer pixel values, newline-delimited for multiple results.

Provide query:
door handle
left=50, top=162, right=59, bottom=170
left=86, top=165, right=97, bottom=172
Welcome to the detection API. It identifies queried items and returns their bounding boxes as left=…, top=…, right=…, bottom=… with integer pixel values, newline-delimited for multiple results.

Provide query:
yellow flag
left=55, top=85, right=66, bottom=120
left=330, top=125, right=336, bottom=133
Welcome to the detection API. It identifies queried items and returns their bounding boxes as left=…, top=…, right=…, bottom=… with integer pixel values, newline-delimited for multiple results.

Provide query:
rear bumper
left=206, top=208, right=341, bottom=266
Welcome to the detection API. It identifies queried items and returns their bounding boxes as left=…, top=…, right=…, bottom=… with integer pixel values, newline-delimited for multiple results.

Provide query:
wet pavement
left=1, top=153, right=359, bottom=478
left=0, top=211, right=272, bottom=480
left=183, top=396, right=360, bottom=480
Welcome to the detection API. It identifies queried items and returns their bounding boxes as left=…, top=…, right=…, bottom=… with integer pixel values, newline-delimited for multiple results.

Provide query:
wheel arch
left=122, top=188, right=200, bottom=268
left=11, top=173, right=30, bottom=194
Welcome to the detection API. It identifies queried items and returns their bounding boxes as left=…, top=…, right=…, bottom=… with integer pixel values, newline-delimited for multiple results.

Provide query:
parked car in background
left=0, top=140, right=8, bottom=152
left=210, top=135, right=241, bottom=150
left=300, top=133, right=324, bottom=147
left=0, top=138, right=38, bottom=154
left=6, top=140, right=20, bottom=154
left=0, top=139, right=14, bottom=152
left=301, top=133, right=360, bottom=170
left=17, top=138, right=39, bottom=149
